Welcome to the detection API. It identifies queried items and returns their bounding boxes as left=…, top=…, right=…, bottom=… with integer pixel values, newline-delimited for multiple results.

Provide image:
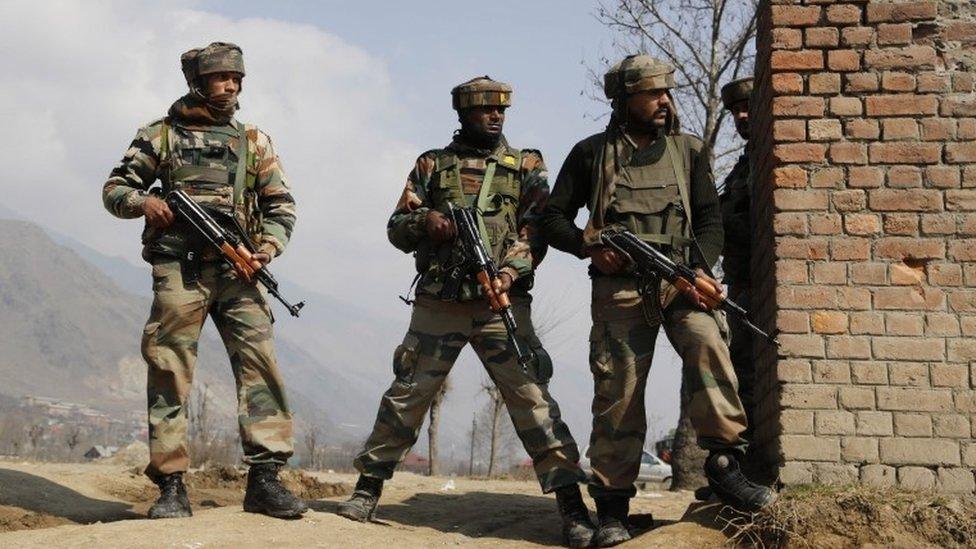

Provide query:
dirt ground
left=0, top=459, right=731, bottom=548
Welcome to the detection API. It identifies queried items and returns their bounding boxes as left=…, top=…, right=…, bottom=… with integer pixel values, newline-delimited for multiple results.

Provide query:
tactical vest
left=417, top=146, right=527, bottom=301
left=605, top=136, right=694, bottom=262
left=142, top=118, right=259, bottom=258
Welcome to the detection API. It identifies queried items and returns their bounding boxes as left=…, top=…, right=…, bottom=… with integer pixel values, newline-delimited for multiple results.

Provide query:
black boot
left=704, top=451, right=775, bottom=512
left=147, top=473, right=192, bottom=519
left=592, top=496, right=631, bottom=547
left=243, top=463, right=308, bottom=519
left=555, top=485, right=596, bottom=548
left=336, top=475, right=383, bottom=522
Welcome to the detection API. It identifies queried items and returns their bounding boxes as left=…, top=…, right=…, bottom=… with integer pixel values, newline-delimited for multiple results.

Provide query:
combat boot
left=554, top=484, right=596, bottom=548
left=704, top=451, right=776, bottom=512
left=592, top=496, right=631, bottom=547
left=336, top=475, right=383, bottom=522
left=147, top=473, right=192, bottom=519
left=243, top=463, right=308, bottom=519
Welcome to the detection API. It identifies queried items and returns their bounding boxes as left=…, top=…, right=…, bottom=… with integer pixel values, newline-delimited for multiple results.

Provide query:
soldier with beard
left=102, top=42, right=306, bottom=520
left=336, top=76, right=596, bottom=548
left=541, top=55, right=773, bottom=546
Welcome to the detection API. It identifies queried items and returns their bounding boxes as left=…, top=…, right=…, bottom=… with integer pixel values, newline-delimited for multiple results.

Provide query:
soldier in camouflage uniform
left=336, top=76, right=596, bottom=548
left=541, top=55, right=773, bottom=546
left=102, top=42, right=306, bottom=520
left=718, top=77, right=757, bottom=447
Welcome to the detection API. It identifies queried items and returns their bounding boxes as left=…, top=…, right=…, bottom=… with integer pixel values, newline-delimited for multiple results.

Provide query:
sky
left=0, top=0, right=706, bottom=449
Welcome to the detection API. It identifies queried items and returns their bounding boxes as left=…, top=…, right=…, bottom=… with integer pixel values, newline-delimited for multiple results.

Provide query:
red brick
left=948, top=240, right=976, bottom=261
left=920, top=118, right=956, bottom=141
left=952, top=73, right=975, bottom=93
left=780, top=285, right=837, bottom=309
left=947, top=142, right=976, bottom=164
left=870, top=189, right=942, bottom=212
left=773, top=96, right=826, bottom=117
left=778, top=311, right=810, bottom=333
left=777, top=237, right=830, bottom=260
left=875, top=238, right=945, bottom=260
left=830, top=142, right=868, bottom=164
left=928, top=262, right=962, bottom=287
left=877, top=23, right=914, bottom=45
left=965, top=166, right=976, bottom=187
left=831, top=237, right=871, bottom=260
left=772, top=73, right=805, bottom=94
left=841, top=26, right=875, bottom=47
left=947, top=21, right=976, bottom=43
left=886, top=313, right=925, bottom=336
left=812, top=262, right=848, bottom=285
left=831, top=97, right=863, bottom=116
left=812, top=311, right=848, bottom=334
left=772, top=5, right=823, bottom=27
left=832, top=190, right=866, bottom=212
left=921, top=213, right=958, bottom=235
left=890, top=262, right=926, bottom=285
left=806, top=27, right=840, bottom=47
left=845, top=119, right=881, bottom=140
left=826, top=4, right=862, bottom=25
left=845, top=72, right=880, bottom=93
left=810, top=213, right=843, bottom=234
left=809, top=119, right=843, bottom=141
left=946, top=190, right=976, bottom=211
left=773, top=166, right=808, bottom=188
left=959, top=119, right=976, bottom=140
left=773, top=119, right=806, bottom=142
left=867, top=1, right=938, bottom=23
left=918, top=72, right=950, bottom=93
left=774, top=212, right=808, bottom=234
left=926, top=166, right=961, bottom=188
left=851, top=263, right=887, bottom=285
left=925, top=312, right=961, bottom=335
left=775, top=189, right=829, bottom=211
left=848, top=166, right=884, bottom=187
left=827, top=336, right=872, bottom=359
left=845, top=213, right=882, bottom=235
left=887, top=166, right=923, bottom=188
left=882, top=118, right=919, bottom=140
left=810, top=167, right=844, bottom=188
left=772, top=50, right=825, bottom=71
left=868, top=142, right=942, bottom=164
left=884, top=213, right=920, bottom=235
left=775, top=143, right=828, bottom=163
left=941, top=95, right=976, bottom=117
left=809, top=72, right=841, bottom=95
left=874, top=337, right=945, bottom=361
left=772, top=28, right=804, bottom=50
left=950, top=290, right=976, bottom=312
left=874, top=286, right=945, bottom=310
left=882, top=71, right=917, bottom=92
left=776, top=260, right=810, bottom=284
left=840, top=287, right=877, bottom=310
left=864, top=46, right=938, bottom=70
left=828, top=49, right=861, bottom=72
left=865, top=94, right=939, bottom=116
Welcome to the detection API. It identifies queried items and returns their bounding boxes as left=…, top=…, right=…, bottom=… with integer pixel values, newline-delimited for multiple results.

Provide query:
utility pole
left=468, top=414, right=476, bottom=476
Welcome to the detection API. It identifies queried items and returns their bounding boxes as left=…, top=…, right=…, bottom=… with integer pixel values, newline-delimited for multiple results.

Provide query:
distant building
left=399, top=452, right=429, bottom=474
left=83, top=445, right=118, bottom=460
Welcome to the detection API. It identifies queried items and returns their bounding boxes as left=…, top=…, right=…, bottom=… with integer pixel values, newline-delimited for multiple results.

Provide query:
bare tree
left=304, top=426, right=321, bottom=470
left=427, top=378, right=450, bottom=476
left=593, top=0, right=758, bottom=180
left=480, top=379, right=507, bottom=478
left=64, top=424, right=82, bottom=454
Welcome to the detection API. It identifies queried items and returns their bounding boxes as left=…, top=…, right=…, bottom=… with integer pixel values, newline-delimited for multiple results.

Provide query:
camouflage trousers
left=728, top=285, right=756, bottom=442
left=587, top=277, right=747, bottom=498
left=353, top=295, right=586, bottom=493
left=141, top=259, right=293, bottom=479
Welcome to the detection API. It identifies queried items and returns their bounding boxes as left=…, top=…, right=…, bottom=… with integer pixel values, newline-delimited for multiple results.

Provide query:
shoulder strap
left=159, top=118, right=172, bottom=192
left=665, top=135, right=692, bottom=231
left=232, top=120, right=250, bottom=205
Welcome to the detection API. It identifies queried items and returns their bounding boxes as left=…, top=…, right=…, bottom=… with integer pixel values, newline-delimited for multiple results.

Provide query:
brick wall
left=751, top=0, right=976, bottom=493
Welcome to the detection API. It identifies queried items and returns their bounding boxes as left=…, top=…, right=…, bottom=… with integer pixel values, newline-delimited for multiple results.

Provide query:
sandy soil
left=0, top=459, right=733, bottom=548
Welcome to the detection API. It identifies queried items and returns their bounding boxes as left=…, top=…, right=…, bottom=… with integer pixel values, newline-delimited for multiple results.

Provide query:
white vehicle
left=579, top=447, right=673, bottom=489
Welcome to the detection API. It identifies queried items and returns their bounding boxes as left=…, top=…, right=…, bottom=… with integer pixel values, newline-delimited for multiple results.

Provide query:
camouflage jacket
left=103, top=115, right=295, bottom=261
left=388, top=137, right=550, bottom=301
left=719, top=152, right=751, bottom=287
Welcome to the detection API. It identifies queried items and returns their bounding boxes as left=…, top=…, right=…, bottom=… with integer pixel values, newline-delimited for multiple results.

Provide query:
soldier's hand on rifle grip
left=493, top=271, right=513, bottom=294
left=425, top=210, right=457, bottom=242
left=589, top=246, right=626, bottom=275
left=143, top=196, right=175, bottom=228
left=681, top=268, right=724, bottom=311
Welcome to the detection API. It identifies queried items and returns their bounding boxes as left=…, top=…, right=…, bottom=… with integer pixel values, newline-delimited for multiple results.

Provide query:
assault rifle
left=448, top=203, right=534, bottom=372
left=167, top=189, right=305, bottom=317
left=600, top=227, right=779, bottom=347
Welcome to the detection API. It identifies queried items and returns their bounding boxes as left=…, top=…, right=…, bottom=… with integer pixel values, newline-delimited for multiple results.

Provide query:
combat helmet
left=451, top=76, right=512, bottom=111
left=603, top=54, right=675, bottom=99
left=180, top=42, right=246, bottom=97
left=721, top=77, right=753, bottom=110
